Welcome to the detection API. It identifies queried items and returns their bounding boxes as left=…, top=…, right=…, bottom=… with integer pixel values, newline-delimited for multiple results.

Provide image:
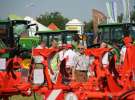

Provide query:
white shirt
left=74, top=53, right=90, bottom=71
left=64, top=49, right=76, bottom=67
left=120, top=46, right=126, bottom=62
left=58, top=50, right=66, bottom=61
left=102, top=52, right=109, bottom=67
left=36, top=45, right=44, bottom=49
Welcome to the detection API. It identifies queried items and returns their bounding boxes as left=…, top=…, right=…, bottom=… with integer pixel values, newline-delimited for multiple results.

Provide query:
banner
left=122, top=0, right=130, bottom=22
left=106, top=0, right=117, bottom=23
left=106, top=2, right=112, bottom=20
left=113, top=1, right=117, bottom=22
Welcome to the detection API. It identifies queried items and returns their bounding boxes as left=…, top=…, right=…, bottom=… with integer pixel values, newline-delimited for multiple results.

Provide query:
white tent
left=66, top=19, right=84, bottom=35
left=24, top=16, right=51, bottom=36
left=66, top=19, right=84, bottom=26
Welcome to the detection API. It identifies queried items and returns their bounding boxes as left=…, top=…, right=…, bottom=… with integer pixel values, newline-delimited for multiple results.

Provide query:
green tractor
left=35, top=30, right=78, bottom=47
left=97, top=23, right=135, bottom=47
left=0, top=19, right=39, bottom=58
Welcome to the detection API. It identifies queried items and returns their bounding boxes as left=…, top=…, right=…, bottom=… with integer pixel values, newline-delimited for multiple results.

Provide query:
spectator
left=120, top=36, right=133, bottom=64
left=58, top=44, right=67, bottom=62
left=72, top=35, right=80, bottom=51
left=36, top=41, right=47, bottom=49
left=100, top=41, right=108, bottom=48
left=34, top=41, right=47, bottom=64
left=50, top=38, right=58, bottom=49
left=64, top=44, right=76, bottom=81
left=100, top=41, right=109, bottom=68
left=73, top=44, right=90, bottom=82
left=57, top=44, right=67, bottom=82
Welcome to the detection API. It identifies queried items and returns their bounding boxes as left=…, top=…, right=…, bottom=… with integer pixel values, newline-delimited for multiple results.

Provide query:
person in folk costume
left=120, top=36, right=135, bottom=83
left=120, top=36, right=133, bottom=65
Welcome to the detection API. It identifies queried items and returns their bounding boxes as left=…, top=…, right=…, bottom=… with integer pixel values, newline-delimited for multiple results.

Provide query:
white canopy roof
left=66, top=19, right=84, bottom=26
left=24, top=16, right=51, bottom=31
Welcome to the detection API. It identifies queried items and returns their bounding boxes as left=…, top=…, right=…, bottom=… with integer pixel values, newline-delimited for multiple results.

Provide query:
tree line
left=36, top=11, right=135, bottom=33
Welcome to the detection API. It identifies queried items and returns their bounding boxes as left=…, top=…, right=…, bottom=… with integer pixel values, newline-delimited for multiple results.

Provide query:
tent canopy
left=24, top=16, right=51, bottom=32
left=8, top=14, right=24, bottom=20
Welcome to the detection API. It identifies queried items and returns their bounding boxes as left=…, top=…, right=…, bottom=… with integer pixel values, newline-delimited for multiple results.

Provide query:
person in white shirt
left=120, top=36, right=133, bottom=64
left=120, top=46, right=126, bottom=64
left=102, top=52, right=109, bottom=68
left=64, top=44, right=76, bottom=67
left=73, top=45, right=90, bottom=82
left=58, top=44, right=66, bottom=61
left=100, top=42, right=109, bottom=68
left=63, top=44, right=76, bottom=80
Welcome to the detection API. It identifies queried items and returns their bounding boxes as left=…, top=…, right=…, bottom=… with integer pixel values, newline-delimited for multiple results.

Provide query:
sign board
left=66, top=26, right=81, bottom=31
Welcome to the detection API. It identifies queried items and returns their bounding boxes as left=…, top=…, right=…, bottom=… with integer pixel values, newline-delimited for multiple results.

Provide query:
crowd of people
left=33, top=35, right=134, bottom=83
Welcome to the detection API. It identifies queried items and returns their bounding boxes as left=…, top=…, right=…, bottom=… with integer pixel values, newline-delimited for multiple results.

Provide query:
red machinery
left=31, top=45, right=135, bottom=100
left=0, top=43, right=135, bottom=100
left=0, top=49, right=32, bottom=100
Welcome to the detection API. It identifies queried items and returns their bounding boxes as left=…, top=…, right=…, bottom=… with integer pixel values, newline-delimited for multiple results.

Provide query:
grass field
left=10, top=94, right=43, bottom=100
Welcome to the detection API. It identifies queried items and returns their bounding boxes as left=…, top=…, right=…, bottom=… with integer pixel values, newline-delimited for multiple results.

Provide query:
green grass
left=10, top=94, right=43, bottom=100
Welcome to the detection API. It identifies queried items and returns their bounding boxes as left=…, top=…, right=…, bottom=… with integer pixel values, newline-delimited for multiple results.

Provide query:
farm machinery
left=31, top=44, right=135, bottom=100
left=0, top=19, right=37, bottom=99
left=29, top=23, right=135, bottom=100
left=0, top=18, right=135, bottom=100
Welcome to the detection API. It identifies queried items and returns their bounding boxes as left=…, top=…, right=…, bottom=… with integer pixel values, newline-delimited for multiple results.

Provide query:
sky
left=0, top=0, right=134, bottom=22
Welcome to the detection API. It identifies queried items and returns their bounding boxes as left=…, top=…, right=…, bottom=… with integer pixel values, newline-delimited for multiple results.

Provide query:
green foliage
left=36, top=12, right=69, bottom=30
left=84, top=20, right=93, bottom=33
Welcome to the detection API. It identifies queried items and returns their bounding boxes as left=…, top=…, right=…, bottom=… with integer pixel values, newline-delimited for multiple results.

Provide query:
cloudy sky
left=0, top=0, right=134, bottom=21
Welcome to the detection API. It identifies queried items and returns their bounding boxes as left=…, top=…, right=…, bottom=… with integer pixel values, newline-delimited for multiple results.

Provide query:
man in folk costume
left=120, top=36, right=135, bottom=73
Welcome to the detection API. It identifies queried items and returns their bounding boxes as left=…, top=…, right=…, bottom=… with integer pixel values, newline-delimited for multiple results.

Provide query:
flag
left=122, top=0, right=130, bottom=22
left=106, top=2, right=113, bottom=22
left=106, top=0, right=117, bottom=23
left=113, top=0, right=118, bottom=22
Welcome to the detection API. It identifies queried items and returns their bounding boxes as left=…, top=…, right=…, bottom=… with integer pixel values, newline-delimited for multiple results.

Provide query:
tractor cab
left=0, top=19, right=38, bottom=58
left=35, top=30, right=78, bottom=47
left=97, top=23, right=135, bottom=47
left=0, top=20, right=29, bottom=48
left=0, top=19, right=37, bottom=99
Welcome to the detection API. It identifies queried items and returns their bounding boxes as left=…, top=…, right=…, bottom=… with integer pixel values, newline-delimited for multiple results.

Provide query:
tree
left=36, top=12, right=69, bottom=29
left=84, top=20, right=93, bottom=33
